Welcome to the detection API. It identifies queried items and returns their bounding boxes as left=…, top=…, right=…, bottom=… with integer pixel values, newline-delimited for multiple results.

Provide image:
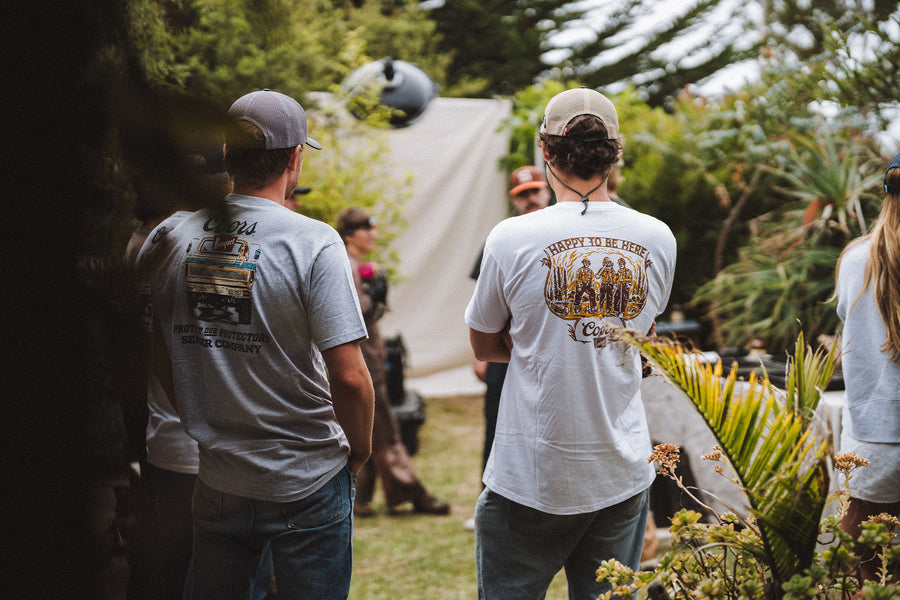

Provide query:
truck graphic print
left=183, top=235, right=260, bottom=325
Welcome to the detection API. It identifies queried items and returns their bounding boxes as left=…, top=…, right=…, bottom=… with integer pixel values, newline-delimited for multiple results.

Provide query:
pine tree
left=427, top=0, right=761, bottom=105
left=428, top=0, right=898, bottom=106
left=550, top=0, right=759, bottom=107
left=427, top=0, right=584, bottom=97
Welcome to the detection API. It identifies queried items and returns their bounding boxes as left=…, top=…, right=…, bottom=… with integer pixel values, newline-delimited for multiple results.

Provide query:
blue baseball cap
left=885, top=152, right=900, bottom=194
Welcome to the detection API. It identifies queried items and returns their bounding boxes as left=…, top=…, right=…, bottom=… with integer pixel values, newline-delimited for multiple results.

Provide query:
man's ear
left=290, top=145, right=303, bottom=171
left=541, top=144, right=551, bottom=163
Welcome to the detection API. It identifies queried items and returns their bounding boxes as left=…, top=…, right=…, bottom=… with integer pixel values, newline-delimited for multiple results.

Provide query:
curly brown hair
left=538, top=115, right=621, bottom=181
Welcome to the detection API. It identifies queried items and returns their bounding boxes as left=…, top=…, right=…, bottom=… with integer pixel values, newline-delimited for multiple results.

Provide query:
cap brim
left=305, top=137, right=323, bottom=150
left=510, top=181, right=548, bottom=196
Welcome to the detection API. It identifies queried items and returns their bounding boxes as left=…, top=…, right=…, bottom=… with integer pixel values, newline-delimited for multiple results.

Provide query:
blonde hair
left=839, top=163, right=900, bottom=362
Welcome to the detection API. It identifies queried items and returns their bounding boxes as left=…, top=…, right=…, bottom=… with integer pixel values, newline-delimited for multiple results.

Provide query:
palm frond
left=783, top=331, right=838, bottom=428
left=619, top=331, right=833, bottom=584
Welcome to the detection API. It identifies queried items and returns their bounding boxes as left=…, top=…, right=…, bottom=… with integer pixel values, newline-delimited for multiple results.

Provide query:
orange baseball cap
left=509, top=165, right=548, bottom=196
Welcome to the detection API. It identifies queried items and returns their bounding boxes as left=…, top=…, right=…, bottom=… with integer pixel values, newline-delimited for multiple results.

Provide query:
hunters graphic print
left=541, top=235, right=653, bottom=349
left=183, top=234, right=260, bottom=325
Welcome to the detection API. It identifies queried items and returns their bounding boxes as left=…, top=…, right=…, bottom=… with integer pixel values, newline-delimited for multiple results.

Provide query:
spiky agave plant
left=619, top=330, right=838, bottom=591
left=767, top=130, right=881, bottom=238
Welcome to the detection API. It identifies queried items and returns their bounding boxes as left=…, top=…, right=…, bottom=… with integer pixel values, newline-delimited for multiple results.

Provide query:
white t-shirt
left=465, top=201, right=676, bottom=514
left=836, top=239, right=900, bottom=444
left=135, top=211, right=199, bottom=474
left=148, top=194, right=367, bottom=502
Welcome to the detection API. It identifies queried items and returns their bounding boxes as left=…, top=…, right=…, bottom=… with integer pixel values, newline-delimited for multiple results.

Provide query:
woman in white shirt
left=834, top=152, right=900, bottom=583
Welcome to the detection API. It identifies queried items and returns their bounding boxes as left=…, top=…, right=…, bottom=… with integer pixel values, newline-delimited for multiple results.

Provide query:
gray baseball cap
left=228, top=89, right=322, bottom=150
left=540, top=87, right=619, bottom=142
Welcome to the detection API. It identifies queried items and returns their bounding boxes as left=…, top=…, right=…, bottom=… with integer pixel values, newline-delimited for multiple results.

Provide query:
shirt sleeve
left=464, top=240, right=510, bottom=334
left=307, top=239, right=368, bottom=351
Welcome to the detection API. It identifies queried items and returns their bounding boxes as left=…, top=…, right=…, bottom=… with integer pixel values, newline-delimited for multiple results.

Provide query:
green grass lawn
left=349, top=393, right=570, bottom=599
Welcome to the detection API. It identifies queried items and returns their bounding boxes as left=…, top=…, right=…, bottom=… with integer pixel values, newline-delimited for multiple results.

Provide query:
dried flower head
left=649, top=443, right=680, bottom=479
left=834, top=452, right=869, bottom=477
left=868, top=513, right=900, bottom=532
left=702, top=450, right=722, bottom=462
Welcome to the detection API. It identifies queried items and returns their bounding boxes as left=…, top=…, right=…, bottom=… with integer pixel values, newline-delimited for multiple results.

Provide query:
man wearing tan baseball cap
left=466, top=87, right=677, bottom=599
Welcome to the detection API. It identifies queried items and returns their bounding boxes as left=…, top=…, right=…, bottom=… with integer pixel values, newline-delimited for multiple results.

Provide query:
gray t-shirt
left=148, top=193, right=367, bottom=502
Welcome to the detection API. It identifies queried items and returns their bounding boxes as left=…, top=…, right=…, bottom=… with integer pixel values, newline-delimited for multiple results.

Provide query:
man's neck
left=550, top=179, right=610, bottom=204
left=545, top=163, right=610, bottom=204
left=232, top=180, right=289, bottom=206
left=229, top=145, right=301, bottom=207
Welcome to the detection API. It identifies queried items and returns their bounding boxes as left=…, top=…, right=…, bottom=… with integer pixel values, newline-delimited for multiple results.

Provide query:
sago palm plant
left=611, top=330, right=838, bottom=598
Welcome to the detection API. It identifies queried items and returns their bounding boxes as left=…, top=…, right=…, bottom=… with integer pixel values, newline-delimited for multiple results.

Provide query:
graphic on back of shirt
left=183, top=234, right=260, bottom=325
left=541, top=235, right=653, bottom=350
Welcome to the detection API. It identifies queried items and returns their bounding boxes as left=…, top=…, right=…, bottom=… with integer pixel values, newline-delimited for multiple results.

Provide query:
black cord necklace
left=545, top=163, right=609, bottom=215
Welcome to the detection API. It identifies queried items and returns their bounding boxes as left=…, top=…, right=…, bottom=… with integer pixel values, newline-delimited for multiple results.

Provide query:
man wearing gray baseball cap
left=227, top=88, right=323, bottom=151
left=466, top=87, right=677, bottom=599
left=146, top=88, right=374, bottom=599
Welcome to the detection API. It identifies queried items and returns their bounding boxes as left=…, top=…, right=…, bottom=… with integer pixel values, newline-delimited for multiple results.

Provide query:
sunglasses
left=353, top=216, right=377, bottom=229
left=344, top=216, right=377, bottom=236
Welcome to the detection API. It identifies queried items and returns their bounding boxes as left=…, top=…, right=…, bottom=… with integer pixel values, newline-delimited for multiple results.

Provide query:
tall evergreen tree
left=760, top=0, right=898, bottom=60
left=427, top=0, right=761, bottom=103
left=427, top=0, right=584, bottom=97
left=129, top=0, right=447, bottom=102
left=429, top=0, right=898, bottom=106
left=551, top=0, right=760, bottom=107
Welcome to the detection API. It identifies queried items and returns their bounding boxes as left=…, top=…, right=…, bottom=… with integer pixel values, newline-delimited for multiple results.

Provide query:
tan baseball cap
left=539, top=87, right=619, bottom=142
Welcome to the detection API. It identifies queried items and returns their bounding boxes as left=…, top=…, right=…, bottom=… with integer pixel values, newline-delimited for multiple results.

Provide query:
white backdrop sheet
left=378, top=98, right=512, bottom=377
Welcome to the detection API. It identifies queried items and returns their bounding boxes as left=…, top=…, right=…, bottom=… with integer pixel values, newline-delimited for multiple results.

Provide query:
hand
left=348, top=451, right=370, bottom=474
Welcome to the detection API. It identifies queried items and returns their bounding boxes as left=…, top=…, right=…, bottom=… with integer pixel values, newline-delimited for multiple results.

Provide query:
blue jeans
left=183, top=544, right=274, bottom=600
left=475, top=487, right=649, bottom=600
left=186, top=466, right=355, bottom=600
